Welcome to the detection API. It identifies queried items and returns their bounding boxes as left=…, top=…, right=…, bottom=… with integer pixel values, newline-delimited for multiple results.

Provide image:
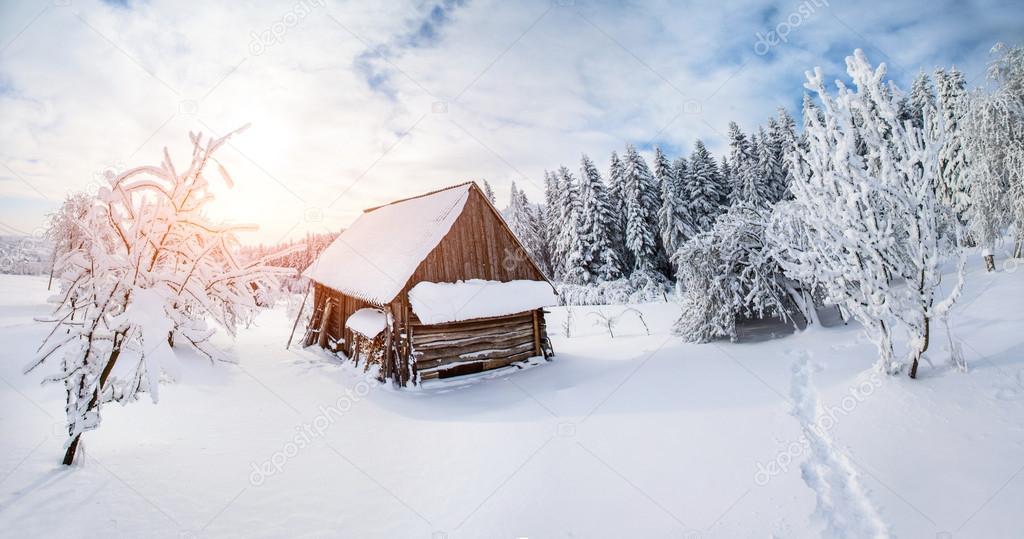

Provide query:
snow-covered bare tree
left=26, top=127, right=297, bottom=464
left=963, top=43, right=1024, bottom=262
left=771, top=50, right=964, bottom=378
left=962, top=89, right=1019, bottom=269
left=989, top=43, right=1024, bottom=257
left=45, top=192, right=93, bottom=289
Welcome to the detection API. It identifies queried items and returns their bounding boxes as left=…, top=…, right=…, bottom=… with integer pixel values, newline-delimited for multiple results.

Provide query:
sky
left=1, top=0, right=1023, bottom=244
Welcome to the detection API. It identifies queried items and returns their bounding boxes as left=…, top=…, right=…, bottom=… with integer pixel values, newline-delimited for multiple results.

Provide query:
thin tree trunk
left=984, top=252, right=996, bottom=272
left=63, top=332, right=125, bottom=466
left=909, top=316, right=930, bottom=380
left=1014, top=239, right=1022, bottom=259
left=286, top=284, right=311, bottom=349
left=47, top=248, right=58, bottom=291
left=62, top=433, right=81, bottom=466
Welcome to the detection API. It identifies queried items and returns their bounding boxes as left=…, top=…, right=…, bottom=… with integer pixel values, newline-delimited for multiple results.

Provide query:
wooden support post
left=403, top=300, right=413, bottom=387
left=302, top=306, right=319, bottom=347
left=317, top=300, right=334, bottom=349
left=532, top=309, right=542, bottom=358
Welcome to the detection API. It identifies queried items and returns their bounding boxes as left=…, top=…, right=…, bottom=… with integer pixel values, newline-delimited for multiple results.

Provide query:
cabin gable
left=406, top=185, right=548, bottom=286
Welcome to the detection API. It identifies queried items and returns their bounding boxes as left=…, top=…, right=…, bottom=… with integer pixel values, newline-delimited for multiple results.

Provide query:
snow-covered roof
left=303, top=183, right=472, bottom=304
left=345, top=308, right=388, bottom=339
left=408, top=279, right=558, bottom=325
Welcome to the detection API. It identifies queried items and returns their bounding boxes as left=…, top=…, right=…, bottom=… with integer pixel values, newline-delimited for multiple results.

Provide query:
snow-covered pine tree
left=673, top=156, right=688, bottom=195
left=554, top=166, right=590, bottom=284
left=774, top=107, right=800, bottom=200
left=653, top=147, right=676, bottom=199
left=684, top=139, right=726, bottom=232
left=606, top=151, right=630, bottom=270
left=728, top=122, right=768, bottom=205
left=505, top=182, right=520, bottom=221
left=621, top=145, right=660, bottom=273
left=657, top=157, right=692, bottom=262
left=772, top=50, right=963, bottom=378
left=654, top=147, right=690, bottom=260
left=579, top=154, right=623, bottom=280
left=935, top=67, right=972, bottom=222
left=727, top=122, right=754, bottom=202
left=507, top=182, right=552, bottom=278
left=758, top=123, right=785, bottom=204
left=543, top=170, right=564, bottom=276
left=506, top=182, right=534, bottom=255
left=27, top=127, right=297, bottom=464
left=646, top=148, right=670, bottom=271
left=909, top=70, right=936, bottom=129
left=482, top=179, right=497, bottom=205
left=530, top=204, right=553, bottom=278
left=671, top=158, right=688, bottom=204
left=719, top=156, right=732, bottom=203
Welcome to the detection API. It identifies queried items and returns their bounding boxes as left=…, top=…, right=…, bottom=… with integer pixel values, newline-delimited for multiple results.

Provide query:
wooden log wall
left=411, top=309, right=548, bottom=381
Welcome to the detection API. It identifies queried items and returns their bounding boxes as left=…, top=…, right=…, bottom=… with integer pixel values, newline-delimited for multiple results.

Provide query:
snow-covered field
left=1, top=262, right=1023, bottom=538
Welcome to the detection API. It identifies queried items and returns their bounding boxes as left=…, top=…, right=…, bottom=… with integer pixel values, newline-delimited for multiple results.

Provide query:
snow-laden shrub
left=556, top=270, right=671, bottom=306
left=672, top=202, right=801, bottom=343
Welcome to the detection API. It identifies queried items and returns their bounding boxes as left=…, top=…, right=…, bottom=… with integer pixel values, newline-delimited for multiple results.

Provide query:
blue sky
left=1, top=0, right=1022, bottom=242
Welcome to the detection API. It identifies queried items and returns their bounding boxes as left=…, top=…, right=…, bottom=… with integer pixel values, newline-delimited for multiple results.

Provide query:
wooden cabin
left=301, top=182, right=556, bottom=386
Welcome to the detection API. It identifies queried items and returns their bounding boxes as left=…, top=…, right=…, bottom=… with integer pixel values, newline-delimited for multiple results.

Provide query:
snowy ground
left=1, top=260, right=1023, bottom=538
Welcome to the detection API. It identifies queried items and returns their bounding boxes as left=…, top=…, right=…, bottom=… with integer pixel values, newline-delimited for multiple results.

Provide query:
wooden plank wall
left=407, top=188, right=547, bottom=285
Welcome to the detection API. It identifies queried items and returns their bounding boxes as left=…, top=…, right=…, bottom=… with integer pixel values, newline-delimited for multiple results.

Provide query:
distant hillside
left=0, top=236, right=52, bottom=276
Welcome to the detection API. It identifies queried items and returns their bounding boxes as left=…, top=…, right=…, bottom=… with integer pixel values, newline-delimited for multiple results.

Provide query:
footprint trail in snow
left=789, top=351, right=890, bottom=538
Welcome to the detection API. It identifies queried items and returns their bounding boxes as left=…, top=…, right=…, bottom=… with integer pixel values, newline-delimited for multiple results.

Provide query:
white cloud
left=1, top=0, right=1021, bottom=242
